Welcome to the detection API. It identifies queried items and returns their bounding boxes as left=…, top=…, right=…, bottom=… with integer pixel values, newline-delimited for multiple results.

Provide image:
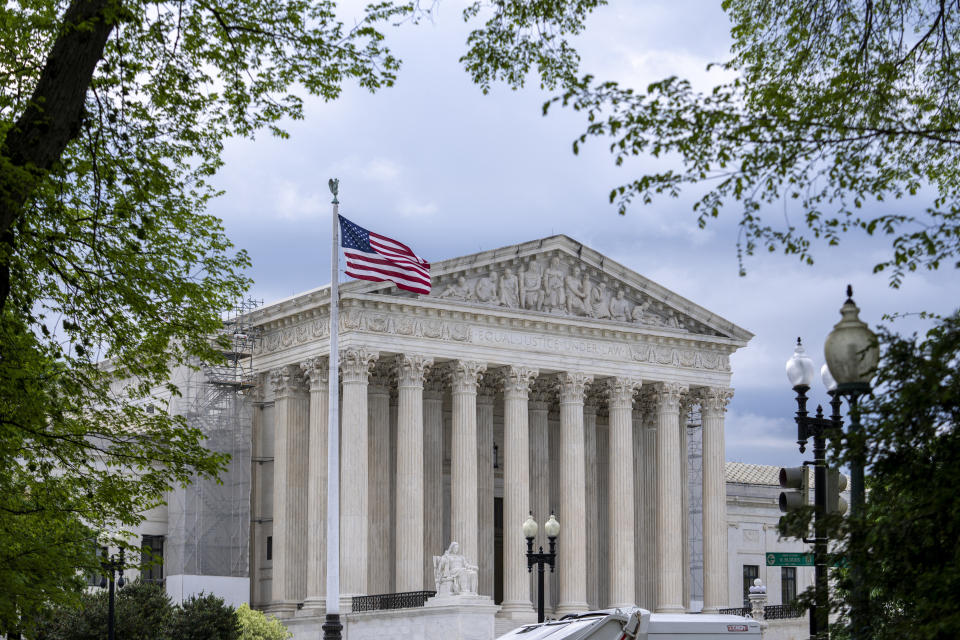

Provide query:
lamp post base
left=322, top=613, right=342, bottom=640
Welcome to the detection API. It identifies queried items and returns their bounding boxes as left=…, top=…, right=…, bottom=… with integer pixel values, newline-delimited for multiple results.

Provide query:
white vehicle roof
left=496, top=608, right=761, bottom=640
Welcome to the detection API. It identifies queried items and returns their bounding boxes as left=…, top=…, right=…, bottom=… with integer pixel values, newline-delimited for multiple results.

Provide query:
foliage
left=236, top=603, right=292, bottom=640
left=0, top=0, right=414, bottom=632
left=822, top=311, right=960, bottom=639
left=167, top=593, right=239, bottom=640
left=462, top=1, right=960, bottom=286
left=34, top=580, right=173, bottom=640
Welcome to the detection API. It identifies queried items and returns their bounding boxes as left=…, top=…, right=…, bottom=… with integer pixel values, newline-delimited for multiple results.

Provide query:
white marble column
left=528, top=385, right=551, bottom=608
left=641, top=394, right=658, bottom=611
left=699, top=387, right=733, bottom=613
left=301, top=357, right=328, bottom=613
left=477, top=381, right=496, bottom=597
left=368, top=367, right=392, bottom=594
left=500, top=366, right=538, bottom=621
left=632, top=399, right=644, bottom=608
left=679, top=395, right=693, bottom=611
left=595, top=415, right=610, bottom=609
left=269, top=365, right=310, bottom=616
left=607, top=377, right=641, bottom=608
left=394, top=354, right=433, bottom=592
left=423, top=374, right=445, bottom=589
left=583, top=400, right=599, bottom=610
left=655, top=382, right=687, bottom=613
left=340, top=347, right=378, bottom=601
left=556, top=372, right=593, bottom=616
left=450, top=360, right=486, bottom=566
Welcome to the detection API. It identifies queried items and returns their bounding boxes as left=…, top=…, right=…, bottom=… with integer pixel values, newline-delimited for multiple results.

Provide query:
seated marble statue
left=433, top=541, right=479, bottom=596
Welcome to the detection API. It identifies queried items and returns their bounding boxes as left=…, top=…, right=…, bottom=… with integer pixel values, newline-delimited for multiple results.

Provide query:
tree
left=167, top=593, right=239, bottom=640
left=821, top=312, right=960, bottom=639
left=34, top=580, right=173, bottom=640
left=0, top=0, right=413, bottom=632
left=236, top=603, right=292, bottom=640
left=461, top=1, right=960, bottom=286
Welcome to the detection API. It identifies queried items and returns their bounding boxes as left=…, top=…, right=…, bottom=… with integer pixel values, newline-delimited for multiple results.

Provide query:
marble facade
left=246, top=235, right=752, bottom=629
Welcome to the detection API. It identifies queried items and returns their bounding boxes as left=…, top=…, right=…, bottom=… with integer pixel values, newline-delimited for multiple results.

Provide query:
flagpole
left=324, top=179, right=342, bottom=640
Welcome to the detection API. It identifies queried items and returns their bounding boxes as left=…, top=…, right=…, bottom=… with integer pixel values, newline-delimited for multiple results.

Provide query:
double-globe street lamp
left=99, top=548, right=126, bottom=640
left=785, top=286, right=878, bottom=640
left=523, top=511, right=560, bottom=623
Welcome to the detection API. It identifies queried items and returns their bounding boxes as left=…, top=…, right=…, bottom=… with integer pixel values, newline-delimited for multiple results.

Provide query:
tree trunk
left=0, top=0, right=117, bottom=313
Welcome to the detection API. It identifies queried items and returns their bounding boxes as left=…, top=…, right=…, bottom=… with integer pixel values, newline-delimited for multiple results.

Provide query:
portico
left=247, top=235, right=751, bottom=630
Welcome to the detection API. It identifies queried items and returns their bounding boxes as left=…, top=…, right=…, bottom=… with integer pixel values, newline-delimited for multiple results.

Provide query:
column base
left=262, top=601, right=299, bottom=618
left=496, top=603, right=537, bottom=636
left=655, top=604, right=686, bottom=614
left=608, top=601, right=636, bottom=610
left=297, top=598, right=326, bottom=617
left=555, top=601, right=590, bottom=617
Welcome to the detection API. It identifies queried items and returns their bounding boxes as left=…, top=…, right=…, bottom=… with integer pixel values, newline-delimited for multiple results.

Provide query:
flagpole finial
left=328, top=178, right=339, bottom=204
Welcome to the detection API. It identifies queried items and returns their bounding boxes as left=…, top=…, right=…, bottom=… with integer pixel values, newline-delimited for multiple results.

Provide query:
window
left=87, top=545, right=108, bottom=587
left=781, top=567, right=797, bottom=604
left=742, top=565, right=759, bottom=605
left=267, top=536, right=273, bottom=561
left=141, top=535, right=164, bottom=584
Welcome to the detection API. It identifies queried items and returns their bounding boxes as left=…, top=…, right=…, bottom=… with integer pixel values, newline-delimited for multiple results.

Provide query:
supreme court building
left=240, top=235, right=752, bottom=631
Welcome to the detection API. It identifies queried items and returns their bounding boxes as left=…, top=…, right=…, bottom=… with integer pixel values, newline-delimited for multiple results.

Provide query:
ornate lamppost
left=785, top=338, right=843, bottom=639
left=99, top=548, right=126, bottom=640
left=823, top=286, right=878, bottom=640
left=523, top=511, right=559, bottom=623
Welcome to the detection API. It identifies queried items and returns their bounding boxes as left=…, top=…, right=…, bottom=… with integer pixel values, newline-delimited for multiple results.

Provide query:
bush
left=236, top=603, right=292, bottom=640
left=33, top=580, right=172, bottom=640
left=167, top=593, right=239, bottom=640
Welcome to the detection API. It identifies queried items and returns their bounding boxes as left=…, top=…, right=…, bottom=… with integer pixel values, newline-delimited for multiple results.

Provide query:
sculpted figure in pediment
left=499, top=268, right=520, bottom=308
left=609, top=287, right=630, bottom=322
left=589, top=281, right=610, bottom=319
left=543, top=256, right=566, bottom=312
left=520, top=262, right=543, bottom=311
left=475, top=273, right=498, bottom=304
left=631, top=298, right=651, bottom=323
left=565, top=266, right=588, bottom=315
left=438, top=275, right=471, bottom=301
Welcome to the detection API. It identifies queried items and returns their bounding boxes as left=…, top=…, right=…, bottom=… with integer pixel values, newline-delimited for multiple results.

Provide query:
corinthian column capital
left=270, top=364, right=307, bottom=397
left=607, top=377, right=642, bottom=409
left=502, top=366, right=539, bottom=398
left=653, top=381, right=687, bottom=413
left=557, top=372, right=594, bottom=404
left=396, top=354, right=433, bottom=387
left=450, top=360, right=486, bottom=393
left=340, top=347, right=378, bottom=383
left=698, top=387, right=734, bottom=417
left=300, top=357, right=329, bottom=391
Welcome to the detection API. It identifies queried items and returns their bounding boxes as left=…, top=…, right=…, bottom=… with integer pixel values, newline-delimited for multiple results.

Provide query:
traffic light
left=778, top=466, right=810, bottom=538
left=826, top=467, right=848, bottom=515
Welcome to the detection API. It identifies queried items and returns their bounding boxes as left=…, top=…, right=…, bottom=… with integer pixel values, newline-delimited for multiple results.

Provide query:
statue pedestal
left=423, top=594, right=499, bottom=640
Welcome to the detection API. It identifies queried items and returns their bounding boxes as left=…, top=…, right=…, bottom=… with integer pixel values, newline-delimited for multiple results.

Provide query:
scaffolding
left=166, top=299, right=262, bottom=579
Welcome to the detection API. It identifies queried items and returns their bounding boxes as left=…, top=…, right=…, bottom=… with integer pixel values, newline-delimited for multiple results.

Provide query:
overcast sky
left=207, top=0, right=960, bottom=468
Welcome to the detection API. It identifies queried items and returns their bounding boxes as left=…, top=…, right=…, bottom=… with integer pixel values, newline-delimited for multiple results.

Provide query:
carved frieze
left=432, top=252, right=720, bottom=336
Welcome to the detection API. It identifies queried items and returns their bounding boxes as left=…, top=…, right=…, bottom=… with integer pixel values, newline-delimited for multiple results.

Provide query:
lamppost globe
left=785, top=337, right=816, bottom=388
left=824, top=285, right=879, bottom=393
left=544, top=512, right=560, bottom=539
left=522, top=513, right=538, bottom=540
left=821, top=363, right=837, bottom=392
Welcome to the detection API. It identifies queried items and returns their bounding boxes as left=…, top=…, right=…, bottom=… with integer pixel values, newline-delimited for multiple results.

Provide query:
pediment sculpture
left=433, top=541, right=479, bottom=597
left=433, top=255, right=718, bottom=335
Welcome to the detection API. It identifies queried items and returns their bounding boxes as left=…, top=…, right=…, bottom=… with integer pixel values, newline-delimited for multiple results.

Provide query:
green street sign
left=766, top=552, right=814, bottom=566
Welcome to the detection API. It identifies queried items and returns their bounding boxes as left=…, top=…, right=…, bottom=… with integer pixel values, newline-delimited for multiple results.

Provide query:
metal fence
left=717, top=605, right=804, bottom=620
left=352, top=590, right=437, bottom=612
left=763, top=604, right=804, bottom=619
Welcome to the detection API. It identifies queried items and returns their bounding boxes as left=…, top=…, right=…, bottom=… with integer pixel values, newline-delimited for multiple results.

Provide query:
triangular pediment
left=344, top=235, right=752, bottom=341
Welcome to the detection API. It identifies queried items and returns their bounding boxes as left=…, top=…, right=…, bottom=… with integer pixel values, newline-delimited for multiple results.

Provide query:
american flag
left=339, top=215, right=431, bottom=294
